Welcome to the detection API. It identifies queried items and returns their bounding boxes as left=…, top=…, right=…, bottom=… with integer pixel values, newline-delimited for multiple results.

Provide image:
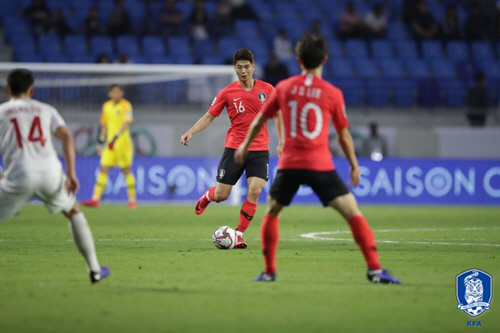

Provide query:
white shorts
left=0, top=170, right=76, bottom=223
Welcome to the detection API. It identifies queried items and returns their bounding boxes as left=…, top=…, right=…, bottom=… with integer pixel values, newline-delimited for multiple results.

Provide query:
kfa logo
left=258, top=92, right=267, bottom=103
left=456, top=269, right=492, bottom=317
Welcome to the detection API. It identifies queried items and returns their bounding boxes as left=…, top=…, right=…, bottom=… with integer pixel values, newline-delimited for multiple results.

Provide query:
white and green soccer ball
left=212, top=226, right=236, bottom=250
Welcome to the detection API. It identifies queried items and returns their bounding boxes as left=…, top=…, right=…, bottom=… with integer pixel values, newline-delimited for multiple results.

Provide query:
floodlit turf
left=0, top=204, right=499, bottom=333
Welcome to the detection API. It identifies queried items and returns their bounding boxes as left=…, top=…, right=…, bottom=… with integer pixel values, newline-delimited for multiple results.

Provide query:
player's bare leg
left=255, top=197, right=283, bottom=281
left=81, top=166, right=111, bottom=207
left=330, top=193, right=401, bottom=284
left=64, top=204, right=109, bottom=283
left=194, top=182, right=232, bottom=215
left=121, top=167, right=137, bottom=209
left=235, top=176, right=265, bottom=249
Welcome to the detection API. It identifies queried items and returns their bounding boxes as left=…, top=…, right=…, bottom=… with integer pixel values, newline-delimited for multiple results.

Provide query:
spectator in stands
left=96, top=53, right=112, bottom=64
left=466, top=71, right=489, bottom=127
left=189, top=0, right=209, bottom=40
left=22, top=0, right=51, bottom=35
left=338, top=1, right=368, bottom=39
left=116, top=53, right=133, bottom=64
left=364, top=3, right=387, bottom=38
left=84, top=7, right=102, bottom=38
left=307, top=19, right=324, bottom=38
left=360, top=122, right=387, bottom=161
left=263, top=53, right=289, bottom=87
left=228, top=0, right=259, bottom=21
left=48, top=8, right=72, bottom=38
left=403, top=0, right=418, bottom=30
left=272, top=29, right=294, bottom=61
left=210, top=1, right=233, bottom=38
left=107, top=0, right=130, bottom=36
left=159, top=0, right=184, bottom=37
left=464, top=3, right=489, bottom=41
left=440, top=5, right=462, bottom=40
left=410, top=0, right=438, bottom=41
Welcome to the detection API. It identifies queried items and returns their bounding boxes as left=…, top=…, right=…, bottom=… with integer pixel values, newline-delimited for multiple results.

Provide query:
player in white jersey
left=0, top=69, right=110, bottom=283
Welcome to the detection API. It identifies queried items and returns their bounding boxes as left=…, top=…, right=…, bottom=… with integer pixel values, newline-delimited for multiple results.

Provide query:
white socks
left=68, top=212, right=100, bottom=273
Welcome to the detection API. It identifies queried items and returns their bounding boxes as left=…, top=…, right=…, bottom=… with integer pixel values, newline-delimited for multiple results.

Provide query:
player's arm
left=97, top=125, right=107, bottom=155
left=234, top=112, right=267, bottom=164
left=337, top=127, right=360, bottom=187
left=108, top=117, right=132, bottom=150
left=273, top=110, right=285, bottom=157
left=180, top=112, right=216, bottom=146
left=54, top=125, right=80, bottom=194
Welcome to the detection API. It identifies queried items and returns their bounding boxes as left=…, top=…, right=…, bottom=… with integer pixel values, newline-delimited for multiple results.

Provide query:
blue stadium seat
left=235, top=20, right=259, bottom=39
left=471, top=41, right=495, bottom=61
left=173, top=54, right=195, bottom=64
left=58, top=86, right=80, bottom=102
left=69, top=53, right=95, bottom=63
left=371, top=40, right=394, bottom=59
left=395, top=40, right=419, bottom=59
left=64, top=34, right=88, bottom=55
left=326, top=39, right=344, bottom=58
left=390, top=78, right=416, bottom=107
left=141, top=35, right=165, bottom=56
left=176, top=1, right=194, bottom=21
left=440, top=79, right=465, bottom=107
left=345, top=39, right=369, bottom=59
left=203, top=1, right=218, bottom=20
left=421, top=40, right=444, bottom=60
left=366, top=78, right=389, bottom=106
left=478, top=60, right=500, bottom=80
left=90, top=35, right=114, bottom=57
left=430, top=60, right=456, bottom=79
left=354, top=59, right=379, bottom=78
left=15, top=52, right=43, bottom=63
left=281, top=58, right=301, bottom=76
left=336, top=78, right=364, bottom=106
left=379, top=59, right=405, bottom=78
left=38, top=34, right=63, bottom=56
left=167, top=37, right=191, bottom=57
left=124, top=0, right=146, bottom=31
left=387, top=22, right=408, bottom=41
left=446, top=41, right=469, bottom=61
left=116, top=35, right=140, bottom=57
left=147, top=54, right=174, bottom=64
left=10, top=35, right=37, bottom=55
left=193, top=38, right=217, bottom=58
left=405, top=59, right=430, bottom=79
left=418, top=78, right=440, bottom=108
left=330, top=59, right=354, bottom=78
left=200, top=56, right=225, bottom=65
left=218, top=37, right=241, bottom=61
left=43, top=52, right=69, bottom=63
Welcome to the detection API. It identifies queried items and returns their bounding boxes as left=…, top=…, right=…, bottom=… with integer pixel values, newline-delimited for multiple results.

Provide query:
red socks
left=261, top=215, right=279, bottom=274
left=207, top=186, right=217, bottom=202
left=348, top=215, right=381, bottom=270
left=236, top=199, right=257, bottom=233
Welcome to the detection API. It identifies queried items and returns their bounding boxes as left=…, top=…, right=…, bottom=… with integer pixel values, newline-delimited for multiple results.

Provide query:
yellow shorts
left=100, top=145, right=133, bottom=169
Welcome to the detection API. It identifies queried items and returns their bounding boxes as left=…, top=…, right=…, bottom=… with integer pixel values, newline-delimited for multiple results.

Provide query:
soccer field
left=0, top=204, right=498, bottom=333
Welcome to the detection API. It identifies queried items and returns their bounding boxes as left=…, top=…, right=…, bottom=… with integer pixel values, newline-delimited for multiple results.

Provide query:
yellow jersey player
left=81, top=84, right=137, bottom=209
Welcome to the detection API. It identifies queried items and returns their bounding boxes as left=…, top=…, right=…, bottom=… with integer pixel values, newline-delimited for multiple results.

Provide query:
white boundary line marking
left=300, top=227, right=500, bottom=247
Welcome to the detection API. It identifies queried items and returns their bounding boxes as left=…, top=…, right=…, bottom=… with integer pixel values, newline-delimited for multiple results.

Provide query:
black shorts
left=216, top=148, right=269, bottom=185
left=270, top=169, right=350, bottom=206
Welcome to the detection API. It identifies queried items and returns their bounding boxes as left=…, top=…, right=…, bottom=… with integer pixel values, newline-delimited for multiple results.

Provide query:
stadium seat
left=167, top=37, right=191, bottom=57
left=64, top=35, right=88, bottom=56
left=395, top=40, right=419, bottom=59
left=200, top=56, right=225, bottom=65
left=354, top=59, right=379, bottom=78
left=421, top=40, right=444, bottom=60
left=116, top=35, right=140, bottom=57
left=281, top=58, right=301, bottom=76
left=446, top=41, right=469, bottom=61
left=43, top=52, right=69, bottom=63
left=38, top=34, right=63, bottom=56
left=141, top=35, right=165, bottom=56
left=417, top=78, right=440, bottom=108
left=235, top=20, right=259, bottom=39
left=477, top=60, right=500, bottom=80
left=387, top=22, right=408, bottom=41
left=329, top=59, right=354, bottom=78
left=405, top=59, right=430, bottom=79
left=471, top=41, right=495, bottom=61
left=335, top=78, right=364, bottom=106
left=69, top=53, right=95, bottom=63
left=390, top=78, right=416, bottom=107
left=440, top=79, right=465, bottom=107
left=175, top=1, right=194, bottom=21
left=366, top=78, right=389, bottom=106
left=147, top=54, right=174, bottom=64
left=345, top=39, right=369, bottom=59
left=379, top=59, right=405, bottom=78
left=218, top=37, right=241, bottom=61
left=90, top=35, right=114, bottom=57
left=173, top=54, right=195, bottom=64
left=193, top=38, right=217, bottom=58
left=58, top=86, right=80, bottom=102
left=371, top=40, right=394, bottom=59
left=327, top=39, right=344, bottom=58
left=430, top=59, right=456, bottom=79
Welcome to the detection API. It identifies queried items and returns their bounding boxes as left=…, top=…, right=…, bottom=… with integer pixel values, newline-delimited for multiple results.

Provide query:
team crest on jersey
left=258, top=92, right=267, bottom=103
left=456, top=269, right=492, bottom=317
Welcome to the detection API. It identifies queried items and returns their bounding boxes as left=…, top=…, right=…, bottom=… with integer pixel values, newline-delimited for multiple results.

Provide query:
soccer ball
left=212, top=226, right=236, bottom=250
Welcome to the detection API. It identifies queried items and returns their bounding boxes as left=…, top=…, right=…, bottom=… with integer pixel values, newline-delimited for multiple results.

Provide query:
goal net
left=0, top=62, right=236, bottom=123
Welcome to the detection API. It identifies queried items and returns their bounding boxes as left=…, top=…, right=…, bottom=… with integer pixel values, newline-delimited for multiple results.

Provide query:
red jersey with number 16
left=261, top=74, right=349, bottom=171
left=208, top=80, right=274, bottom=151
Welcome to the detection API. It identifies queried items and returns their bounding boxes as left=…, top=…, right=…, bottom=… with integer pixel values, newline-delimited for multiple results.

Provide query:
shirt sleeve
left=207, top=88, right=227, bottom=117
left=331, top=88, right=349, bottom=132
left=50, top=107, right=67, bottom=134
left=100, top=103, right=107, bottom=126
left=261, top=87, right=280, bottom=119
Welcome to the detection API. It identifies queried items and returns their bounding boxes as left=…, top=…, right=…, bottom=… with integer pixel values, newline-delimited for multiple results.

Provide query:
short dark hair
left=109, top=83, right=123, bottom=91
left=233, top=48, right=254, bottom=65
left=7, top=68, right=34, bottom=96
left=295, top=35, right=328, bottom=69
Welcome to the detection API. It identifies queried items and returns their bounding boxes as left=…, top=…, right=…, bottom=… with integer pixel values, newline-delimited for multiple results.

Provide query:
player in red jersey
left=181, top=48, right=284, bottom=249
left=235, top=35, right=401, bottom=284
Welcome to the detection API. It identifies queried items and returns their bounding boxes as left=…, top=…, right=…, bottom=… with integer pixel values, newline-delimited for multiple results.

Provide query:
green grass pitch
left=0, top=204, right=499, bottom=333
